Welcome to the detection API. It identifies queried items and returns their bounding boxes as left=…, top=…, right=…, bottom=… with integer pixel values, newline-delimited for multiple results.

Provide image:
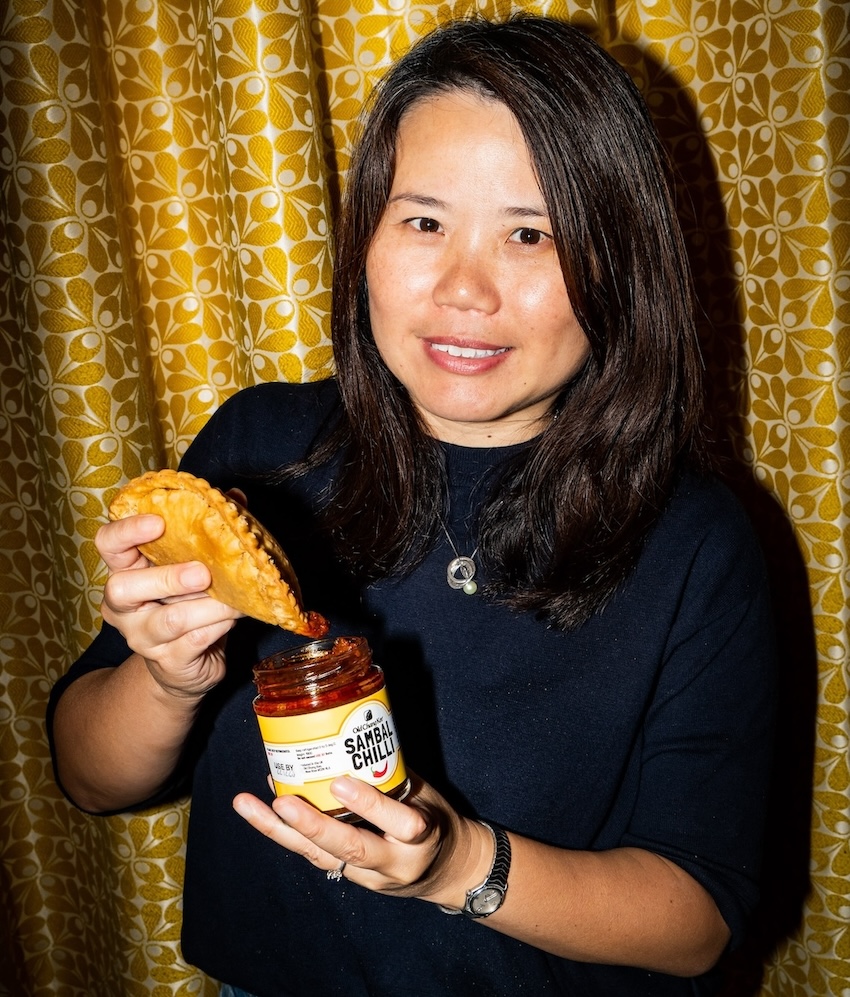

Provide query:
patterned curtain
left=0, top=0, right=847, bottom=994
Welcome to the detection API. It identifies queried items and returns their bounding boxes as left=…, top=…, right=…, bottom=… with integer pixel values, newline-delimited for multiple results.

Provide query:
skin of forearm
left=314, top=779, right=730, bottom=977
left=484, top=837, right=730, bottom=977
left=52, top=655, right=202, bottom=813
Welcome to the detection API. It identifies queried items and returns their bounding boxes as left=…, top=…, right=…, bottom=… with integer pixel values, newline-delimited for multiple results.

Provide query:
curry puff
left=108, top=469, right=329, bottom=639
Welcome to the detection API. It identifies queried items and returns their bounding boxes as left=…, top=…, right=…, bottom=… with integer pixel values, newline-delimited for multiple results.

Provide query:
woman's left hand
left=232, top=773, right=492, bottom=907
left=233, top=773, right=732, bottom=974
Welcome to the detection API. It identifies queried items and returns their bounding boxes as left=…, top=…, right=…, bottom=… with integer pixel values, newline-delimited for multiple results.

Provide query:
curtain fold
left=1, top=0, right=847, bottom=994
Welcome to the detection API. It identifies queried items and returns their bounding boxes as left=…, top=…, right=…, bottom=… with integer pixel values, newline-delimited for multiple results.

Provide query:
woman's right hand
left=96, top=513, right=241, bottom=701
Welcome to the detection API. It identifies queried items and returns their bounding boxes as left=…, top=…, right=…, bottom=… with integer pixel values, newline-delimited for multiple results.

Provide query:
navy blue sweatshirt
left=48, top=379, right=775, bottom=996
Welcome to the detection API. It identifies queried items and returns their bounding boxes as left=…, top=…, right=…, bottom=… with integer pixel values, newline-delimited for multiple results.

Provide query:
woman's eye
left=410, top=217, right=441, bottom=233
left=511, top=227, right=548, bottom=245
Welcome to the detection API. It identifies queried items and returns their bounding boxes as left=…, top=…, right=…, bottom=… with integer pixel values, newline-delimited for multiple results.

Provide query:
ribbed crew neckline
left=440, top=438, right=532, bottom=479
left=439, top=439, right=533, bottom=535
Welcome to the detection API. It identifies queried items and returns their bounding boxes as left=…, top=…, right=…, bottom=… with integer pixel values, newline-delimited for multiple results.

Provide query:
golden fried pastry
left=108, top=469, right=329, bottom=638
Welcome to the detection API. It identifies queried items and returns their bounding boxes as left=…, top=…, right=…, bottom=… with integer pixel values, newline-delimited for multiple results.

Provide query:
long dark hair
left=308, top=14, right=709, bottom=629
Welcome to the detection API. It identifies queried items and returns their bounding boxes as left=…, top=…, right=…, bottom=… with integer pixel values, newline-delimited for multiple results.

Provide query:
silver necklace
left=440, top=520, right=479, bottom=595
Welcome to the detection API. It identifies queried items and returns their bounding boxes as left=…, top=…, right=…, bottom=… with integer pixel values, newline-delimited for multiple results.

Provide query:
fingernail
left=180, top=562, right=208, bottom=588
left=232, top=796, right=255, bottom=820
left=330, top=776, right=357, bottom=803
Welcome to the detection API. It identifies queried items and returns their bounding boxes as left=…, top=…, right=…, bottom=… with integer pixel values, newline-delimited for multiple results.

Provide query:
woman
left=48, top=15, right=775, bottom=997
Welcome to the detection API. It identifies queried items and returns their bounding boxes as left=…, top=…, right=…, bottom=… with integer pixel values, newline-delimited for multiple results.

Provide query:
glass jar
left=252, top=636, right=410, bottom=821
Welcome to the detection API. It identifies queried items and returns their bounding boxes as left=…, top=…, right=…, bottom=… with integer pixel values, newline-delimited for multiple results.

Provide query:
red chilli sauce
left=252, top=636, right=410, bottom=820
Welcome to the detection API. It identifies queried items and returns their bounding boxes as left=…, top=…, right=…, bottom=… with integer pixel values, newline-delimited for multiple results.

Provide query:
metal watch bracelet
left=438, top=821, right=511, bottom=919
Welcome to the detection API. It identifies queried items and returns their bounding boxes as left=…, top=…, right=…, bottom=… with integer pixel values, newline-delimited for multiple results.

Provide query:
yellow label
left=256, top=687, right=407, bottom=812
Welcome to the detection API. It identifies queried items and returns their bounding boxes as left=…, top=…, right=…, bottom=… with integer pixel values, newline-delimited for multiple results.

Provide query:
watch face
left=469, top=886, right=504, bottom=916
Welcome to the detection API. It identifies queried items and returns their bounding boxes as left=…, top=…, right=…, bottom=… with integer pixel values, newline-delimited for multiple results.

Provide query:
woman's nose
left=432, top=246, right=501, bottom=314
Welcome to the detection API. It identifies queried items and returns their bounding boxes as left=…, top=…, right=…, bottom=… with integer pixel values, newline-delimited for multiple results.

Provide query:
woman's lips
left=426, top=339, right=511, bottom=372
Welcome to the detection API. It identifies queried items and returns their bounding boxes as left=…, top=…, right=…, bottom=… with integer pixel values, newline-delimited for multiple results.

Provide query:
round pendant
left=447, top=555, right=476, bottom=591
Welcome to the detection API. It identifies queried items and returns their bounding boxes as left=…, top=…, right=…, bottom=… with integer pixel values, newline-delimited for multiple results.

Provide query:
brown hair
left=310, top=14, right=709, bottom=629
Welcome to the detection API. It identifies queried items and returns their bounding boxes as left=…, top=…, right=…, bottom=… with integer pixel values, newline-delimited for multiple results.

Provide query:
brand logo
left=342, top=701, right=399, bottom=782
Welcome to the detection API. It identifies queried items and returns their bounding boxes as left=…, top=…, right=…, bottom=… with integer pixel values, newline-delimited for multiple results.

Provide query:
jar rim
left=254, top=635, right=370, bottom=676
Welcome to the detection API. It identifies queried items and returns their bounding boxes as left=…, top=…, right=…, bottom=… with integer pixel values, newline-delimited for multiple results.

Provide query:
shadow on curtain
left=0, top=0, right=847, bottom=995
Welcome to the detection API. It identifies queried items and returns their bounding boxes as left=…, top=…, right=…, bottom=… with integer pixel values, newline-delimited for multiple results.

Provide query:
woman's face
left=365, top=90, right=590, bottom=447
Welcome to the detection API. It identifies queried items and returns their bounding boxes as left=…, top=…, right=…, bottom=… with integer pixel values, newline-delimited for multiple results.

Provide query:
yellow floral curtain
left=0, top=0, right=847, bottom=994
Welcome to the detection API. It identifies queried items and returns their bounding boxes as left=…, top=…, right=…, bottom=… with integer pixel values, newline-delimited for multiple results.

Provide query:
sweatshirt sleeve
left=621, top=482, right=777, bottom=948
left=45, top=379, right=338, bottom=812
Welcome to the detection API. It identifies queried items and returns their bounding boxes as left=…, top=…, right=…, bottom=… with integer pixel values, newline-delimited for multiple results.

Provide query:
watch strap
left=439, top=821, right=511, bottom=919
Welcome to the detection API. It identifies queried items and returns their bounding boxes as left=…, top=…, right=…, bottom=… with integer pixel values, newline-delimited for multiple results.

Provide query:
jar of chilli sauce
left=252, top=636, right=410, bottom=821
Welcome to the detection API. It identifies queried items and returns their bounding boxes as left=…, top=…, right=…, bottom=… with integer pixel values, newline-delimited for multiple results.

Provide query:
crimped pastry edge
left=108, top=469, right=327, bottom=637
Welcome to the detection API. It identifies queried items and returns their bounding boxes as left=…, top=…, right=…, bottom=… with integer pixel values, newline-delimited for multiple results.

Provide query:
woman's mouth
left=430, top=343, right=509, bottom=359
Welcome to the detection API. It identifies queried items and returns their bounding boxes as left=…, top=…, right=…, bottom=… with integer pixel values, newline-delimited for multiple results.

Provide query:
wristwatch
left=439, top=822, right=511, bottom=919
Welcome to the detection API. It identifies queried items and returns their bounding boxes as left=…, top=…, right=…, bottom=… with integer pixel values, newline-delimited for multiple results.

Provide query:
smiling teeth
left=432, top=343, right=507, bottom=359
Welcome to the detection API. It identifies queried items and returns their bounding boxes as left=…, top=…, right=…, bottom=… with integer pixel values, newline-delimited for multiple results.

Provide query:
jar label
left=256, top=687, right=408, bottom=812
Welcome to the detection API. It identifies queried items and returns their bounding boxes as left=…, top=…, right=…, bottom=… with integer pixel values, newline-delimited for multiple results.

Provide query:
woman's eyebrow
left=387, top=193, right=446, bottom=210
left=504, top=204, right=549, bottom=219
